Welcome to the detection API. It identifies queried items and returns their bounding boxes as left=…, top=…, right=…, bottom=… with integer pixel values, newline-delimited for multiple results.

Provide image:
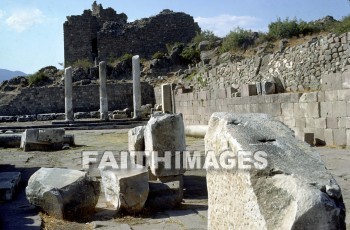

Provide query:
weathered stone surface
left=99, top=167, right=149, bottom=213
left=133, top=55, right=141, bottom=119
left=26, top=168, right=100, bottom=220
left=140, top=104, right=152, bottom=118
left=144, top=113, right=186, bottom=177
left=261, top=81, right=275, bottom=95
left=205, top=112, right=346, bottom=230
left=241, top=84, right=257, bottom=97
left=128, top=126, right=145, bottom=152
left=20, top=128, right=65, bottom=151
left=146, top=175, right=184, bottom=210
left=161, top=84, right=173, bottom=114
left=0, top=172, right=21, bottom=201
left=0, top=134, right=22, bottom=148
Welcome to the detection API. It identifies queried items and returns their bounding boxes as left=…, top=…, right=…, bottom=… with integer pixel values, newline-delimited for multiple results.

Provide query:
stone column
left=99, top=61, right=108, bottom=120
left=132, top=55, right=141, bottom=119
left=162, top=84, right=173, bottom=113
left=65, top=67, right=74, bottom=121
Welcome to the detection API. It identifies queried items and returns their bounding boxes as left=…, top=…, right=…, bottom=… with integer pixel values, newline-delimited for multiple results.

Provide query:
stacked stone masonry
left=0, top=83, right=155, bottom=116
left=193, top=32, right=350, bottom=93
left=174, top=70, right=350, bottom=147
left=64, top=2, right=200, bottom=65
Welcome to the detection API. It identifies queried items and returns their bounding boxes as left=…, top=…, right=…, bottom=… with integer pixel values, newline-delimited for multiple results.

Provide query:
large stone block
left=322, top=73, right=343, bottom=90
left=299, top=102, right=320, bottom=118
left=324, top=129, right=334, bottom=146
left=299, top=92, right=318, bottom=102
left=146, top=175, right=184, bottom=210
left=241, top=84, right=257, bottom=97
left=128, top=126, right=145, bottom=152
left=332, top=101, right=347, bottom=117
left=321, top=102, right=333, bottom=117
left=26, top=168, right=100, bottom=220
left=327, top=117, right=339, bottom=129
left=334, top=129, right=347, bottom=146
left=281, top=103, right=294, bottom=117
left=100, top=167, right=149, bottom=213
left=20, top=128, right=65, bottom=151
left=205, top=112, right=345, bottom=229
left=0, top=172, right=21, bottom=201
left=315, top=118, right=327, bottom=129
left=342, top=71, right=350, bottom=89
left=144, top=113, right=186, bottom=177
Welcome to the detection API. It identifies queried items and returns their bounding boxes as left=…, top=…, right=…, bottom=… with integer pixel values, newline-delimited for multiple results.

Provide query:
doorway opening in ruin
left=91, top=38, right=98, bottom=60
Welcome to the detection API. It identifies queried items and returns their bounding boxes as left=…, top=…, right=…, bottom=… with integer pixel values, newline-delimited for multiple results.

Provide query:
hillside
left=0, top=69, right=27, bottom=82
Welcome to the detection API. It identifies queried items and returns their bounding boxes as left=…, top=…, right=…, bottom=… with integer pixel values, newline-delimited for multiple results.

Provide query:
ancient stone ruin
left=205, top=112, right=346, bottom=229
left=64, top=1, right=200, bottom=65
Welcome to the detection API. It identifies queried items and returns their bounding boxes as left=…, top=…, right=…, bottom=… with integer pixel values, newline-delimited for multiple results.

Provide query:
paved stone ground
left=0, top=128, right=349, bottom=229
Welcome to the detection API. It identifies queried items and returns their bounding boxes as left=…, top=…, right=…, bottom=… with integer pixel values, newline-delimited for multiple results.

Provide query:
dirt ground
left=0, top=127, right=349, bottom=229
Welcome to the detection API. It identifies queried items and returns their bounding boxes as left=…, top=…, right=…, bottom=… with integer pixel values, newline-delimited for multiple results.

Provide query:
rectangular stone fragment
left=20, top=128, right=65, bottom=151
left=347, top=129, right=350, bottom=146
left=241, top=84, right=257, bottom=97
left=144, top=113, right=186, bottom=177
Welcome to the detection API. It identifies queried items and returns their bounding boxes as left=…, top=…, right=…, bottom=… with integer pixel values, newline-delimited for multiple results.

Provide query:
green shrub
left=268, top=18, right=300, bottom=39
left=331, top=15, right=350, bottom=34
left=180, top=46, right=200, bottom=63
left=117, top=53, right=133, bottom=63
left=193, top=30, right=219, bottom=45
left=152, top=51, right=166, bottom=59
left=220, top=27, right=256, bottom=52
left=28, top=71, right=48, bottom=86
left=71, top=59, right=93, bottom=70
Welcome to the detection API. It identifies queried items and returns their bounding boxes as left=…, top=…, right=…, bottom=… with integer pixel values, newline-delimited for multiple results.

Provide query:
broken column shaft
left=99, top=61, right=108, bottom=120
left=132, top=55, right=141, bottom=119
left=65, top=67, right=73, bottom=121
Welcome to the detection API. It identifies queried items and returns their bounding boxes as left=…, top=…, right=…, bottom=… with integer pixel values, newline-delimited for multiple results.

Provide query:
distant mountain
left=0, top=69, right=28, bottom=82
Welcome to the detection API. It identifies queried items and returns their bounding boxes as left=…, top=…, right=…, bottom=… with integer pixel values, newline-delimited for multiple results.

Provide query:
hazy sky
left=0, top=0, right=349, bottom=74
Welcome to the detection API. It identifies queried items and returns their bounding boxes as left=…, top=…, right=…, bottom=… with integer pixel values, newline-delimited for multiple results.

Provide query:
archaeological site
left=0, top=1, right=349, bottom=229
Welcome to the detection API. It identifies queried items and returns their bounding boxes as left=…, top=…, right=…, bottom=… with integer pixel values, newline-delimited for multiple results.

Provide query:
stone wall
left=174, top=71, right=350, bottom=147
left=64, top=2, right=200, bottom=65
left=192, top=32, right=350, bottom=93
left=0, top=83, right=155, bottom=116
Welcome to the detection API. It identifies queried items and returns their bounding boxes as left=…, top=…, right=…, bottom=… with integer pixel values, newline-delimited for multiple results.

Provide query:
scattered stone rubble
left=205, top=112, right=346, bottom=229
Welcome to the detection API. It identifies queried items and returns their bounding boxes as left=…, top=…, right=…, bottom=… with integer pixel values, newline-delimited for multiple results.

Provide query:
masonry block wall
left=174, top=71, right=350, bottom=147
left=0, top=83, right=155, bottom=116
left=64, top=2, right=200, bottom=65
left=191, top=32, right=350, bottom=95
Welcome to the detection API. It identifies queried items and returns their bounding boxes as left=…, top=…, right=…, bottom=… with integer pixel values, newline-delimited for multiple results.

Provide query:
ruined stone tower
left=64, top=1, right=200, bottom=66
